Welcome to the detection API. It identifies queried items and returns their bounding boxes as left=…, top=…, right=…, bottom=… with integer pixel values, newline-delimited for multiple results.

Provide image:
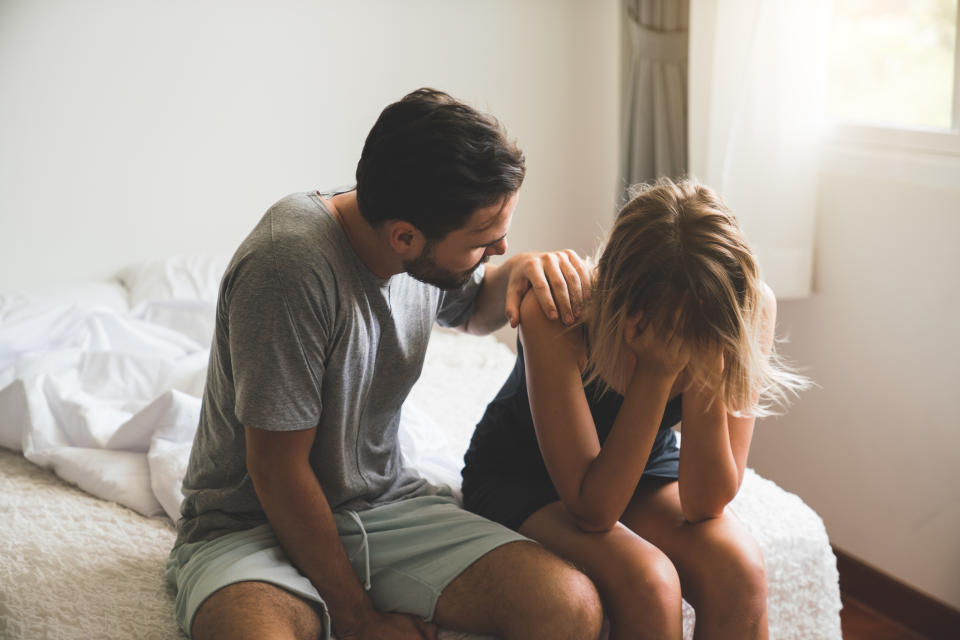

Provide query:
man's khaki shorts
left=165, top=493, right=531, bottom=638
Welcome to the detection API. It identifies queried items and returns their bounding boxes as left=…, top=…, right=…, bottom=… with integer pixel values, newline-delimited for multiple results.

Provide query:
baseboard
left=833, top=546, right=960, bottom=640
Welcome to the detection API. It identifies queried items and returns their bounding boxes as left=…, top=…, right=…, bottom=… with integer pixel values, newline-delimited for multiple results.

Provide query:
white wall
left=750, top=143, right=960, bottom=609
left=0, top=0, right=619, bottom=290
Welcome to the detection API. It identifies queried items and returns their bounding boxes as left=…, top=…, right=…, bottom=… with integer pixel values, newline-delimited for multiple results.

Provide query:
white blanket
left=0, top=298, right=201, bottom=517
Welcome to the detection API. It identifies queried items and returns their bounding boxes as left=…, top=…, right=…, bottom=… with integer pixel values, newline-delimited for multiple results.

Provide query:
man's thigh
left=338, top=494, right=530, bottom=622
left=343, top=495, right=604, bottom=638
left=192, top=581, right=325, bottom=640
left=433, top=539, right=573, bottom=632
left=167, top=524, right=332, bottom=638
left=171, top=495, right=548, bottom=638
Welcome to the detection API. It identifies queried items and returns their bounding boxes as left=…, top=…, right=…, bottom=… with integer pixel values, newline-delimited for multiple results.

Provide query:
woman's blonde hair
left=581, top=177, right=808, bottom=417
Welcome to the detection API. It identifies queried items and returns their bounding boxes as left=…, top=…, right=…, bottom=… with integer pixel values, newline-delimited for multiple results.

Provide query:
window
left=826, top=0, right=960, bottom=153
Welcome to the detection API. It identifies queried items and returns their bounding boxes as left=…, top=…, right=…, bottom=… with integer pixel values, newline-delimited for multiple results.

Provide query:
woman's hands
left=623, top=314, right=692, bottom=378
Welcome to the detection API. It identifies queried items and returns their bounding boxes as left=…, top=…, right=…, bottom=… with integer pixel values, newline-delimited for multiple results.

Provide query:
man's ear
left=386, top=221, right=426, bottom=259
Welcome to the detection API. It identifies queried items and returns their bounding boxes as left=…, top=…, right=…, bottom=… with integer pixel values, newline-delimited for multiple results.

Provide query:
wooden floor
left=840, top=594, right=926, bottom=639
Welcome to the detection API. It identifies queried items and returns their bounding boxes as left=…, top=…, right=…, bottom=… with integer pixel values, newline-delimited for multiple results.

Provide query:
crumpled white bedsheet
left=0, top=257, right=842, bottom=639
left=0, top=298, right=213, bottom=520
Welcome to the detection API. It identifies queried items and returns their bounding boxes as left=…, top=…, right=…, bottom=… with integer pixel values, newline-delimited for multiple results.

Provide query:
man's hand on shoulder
left=505, top=249, right=591, bottom=328
left=464, top=248, right=591, bottom=336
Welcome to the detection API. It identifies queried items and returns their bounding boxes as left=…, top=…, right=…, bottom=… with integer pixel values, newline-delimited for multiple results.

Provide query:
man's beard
left=404, top=240, right=488, bottom=290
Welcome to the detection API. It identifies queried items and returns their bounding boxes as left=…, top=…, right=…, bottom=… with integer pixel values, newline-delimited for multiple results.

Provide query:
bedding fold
left=0, top=301, right=210, bottom=519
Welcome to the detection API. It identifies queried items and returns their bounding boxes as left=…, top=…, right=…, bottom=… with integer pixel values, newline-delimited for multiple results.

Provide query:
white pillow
left=116, top=253, right=230, bottom=306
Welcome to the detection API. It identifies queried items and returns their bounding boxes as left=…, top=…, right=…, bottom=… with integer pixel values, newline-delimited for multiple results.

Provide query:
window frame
left=826, top=1, right=960, bottom=157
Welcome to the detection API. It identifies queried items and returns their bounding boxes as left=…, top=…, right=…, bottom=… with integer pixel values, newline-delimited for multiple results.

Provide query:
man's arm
left=245, top=426, right=435, bottom=640
left=463, top=249, right=590, bottom=335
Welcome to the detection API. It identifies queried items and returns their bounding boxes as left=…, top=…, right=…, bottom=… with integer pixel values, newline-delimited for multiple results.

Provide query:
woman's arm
left=677, top=283, right=778, bottom=522
left=520, top=295, right=685, bottom=533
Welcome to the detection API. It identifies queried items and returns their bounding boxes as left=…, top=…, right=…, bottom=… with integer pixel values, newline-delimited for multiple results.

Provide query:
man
left=166, top=89, right=604, bottom=640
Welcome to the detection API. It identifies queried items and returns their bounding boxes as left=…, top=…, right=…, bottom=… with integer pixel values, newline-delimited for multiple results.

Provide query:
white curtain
left=688, top=0, right=833, bottom=298
left=620, top=0, right=689, bottom=194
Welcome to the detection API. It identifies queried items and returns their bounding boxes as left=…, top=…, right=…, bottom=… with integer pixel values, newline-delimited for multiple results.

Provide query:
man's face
left=404, top=192, right=517, bottom=290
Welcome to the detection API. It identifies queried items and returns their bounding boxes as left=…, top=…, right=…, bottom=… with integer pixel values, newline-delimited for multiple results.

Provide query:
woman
left=461, top=178, right=808, bottom=639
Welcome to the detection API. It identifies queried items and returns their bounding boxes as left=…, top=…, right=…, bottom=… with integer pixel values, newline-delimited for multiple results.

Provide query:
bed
left=0, top=254, right=842, bottom=640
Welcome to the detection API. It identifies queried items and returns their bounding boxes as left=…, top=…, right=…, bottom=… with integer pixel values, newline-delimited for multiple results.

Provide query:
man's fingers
left=509, top=251, right=588, bottom=327
left=522, top=257, right=559, bottom=322
left=417, top=619, right=439, bottom=640
left=564, top=249, right=592, bottom=296
left=504, top=278, right=532, bottom=328
left=529, top=278, right=559, bottom=321
left=539, top=253, right=574, bottom=324
left=557, top=252, right=583, bottom=316
left=504, top=284, right=520, bottom=328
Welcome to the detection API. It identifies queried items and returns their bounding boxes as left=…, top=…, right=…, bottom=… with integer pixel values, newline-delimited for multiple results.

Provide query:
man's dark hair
left=355, top=88, right=526, bottom=240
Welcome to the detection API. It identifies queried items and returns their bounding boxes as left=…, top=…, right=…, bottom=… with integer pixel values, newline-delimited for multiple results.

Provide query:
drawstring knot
left=344, top=510, right=371, bottom=591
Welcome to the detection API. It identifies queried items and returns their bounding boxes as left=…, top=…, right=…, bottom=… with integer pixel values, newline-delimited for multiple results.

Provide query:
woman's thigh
left=518, top=501, right=682, bottom=608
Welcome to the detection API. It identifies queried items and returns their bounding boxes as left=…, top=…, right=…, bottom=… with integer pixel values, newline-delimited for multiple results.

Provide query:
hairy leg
left=433, top=539, right=604, bottom=640
left=516, top=502, right=683, bottom=640
left=621, top=480, right=768, bottom=640
left=191, top=580, right=325, bottom=640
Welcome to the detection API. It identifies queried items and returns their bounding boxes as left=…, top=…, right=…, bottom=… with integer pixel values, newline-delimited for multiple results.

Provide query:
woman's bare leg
left=621, top=479, right=768, bottom=640
left=519, top=501, right=683, bottom=640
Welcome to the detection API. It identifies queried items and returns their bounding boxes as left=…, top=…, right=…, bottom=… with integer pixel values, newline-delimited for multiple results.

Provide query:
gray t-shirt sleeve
left=224, top=247, right=330, bottom=431
left=436, top=264, right=486, bottom=328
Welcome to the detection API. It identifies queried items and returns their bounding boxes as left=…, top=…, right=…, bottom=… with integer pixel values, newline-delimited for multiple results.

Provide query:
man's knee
left=192, top=581, right=324, bottom=640
left=542, top=563, right=605, bottom=640
left=437, top=541, right=603, bottom=640
left=502, top=545, right=603, bottom=640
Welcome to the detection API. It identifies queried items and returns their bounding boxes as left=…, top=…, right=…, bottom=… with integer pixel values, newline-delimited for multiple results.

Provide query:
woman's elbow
left=681, top=505, right=726, bottom=524
left=566, top=501, right=619, bottom=533
left=574, top=518, right=617, bottom=533
left=679, top=488, right=738, bottom=523
left=679, top=479, right=740, bottom=523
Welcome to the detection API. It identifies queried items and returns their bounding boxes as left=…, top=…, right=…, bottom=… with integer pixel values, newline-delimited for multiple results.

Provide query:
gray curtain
left=620, top=0, right=689, bottom=196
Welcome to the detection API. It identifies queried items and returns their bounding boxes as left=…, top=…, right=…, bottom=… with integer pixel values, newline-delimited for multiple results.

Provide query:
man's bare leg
left=191, top=544, right=603, bottom=640
left=433, top=540, right=604, bottom=640
left=192, top=581, right=324, bottom=640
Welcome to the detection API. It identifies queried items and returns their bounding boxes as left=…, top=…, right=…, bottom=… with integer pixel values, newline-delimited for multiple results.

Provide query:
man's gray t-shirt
left=175, top=190, right=484, bottom=547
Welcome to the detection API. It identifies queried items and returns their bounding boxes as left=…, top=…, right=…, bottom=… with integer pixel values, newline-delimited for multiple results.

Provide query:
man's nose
left=486, top=238, right=508, bottom=257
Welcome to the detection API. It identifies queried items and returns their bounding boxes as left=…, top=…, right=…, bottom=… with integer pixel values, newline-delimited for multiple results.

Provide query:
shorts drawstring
left=344, top=510, right=372, bottom=591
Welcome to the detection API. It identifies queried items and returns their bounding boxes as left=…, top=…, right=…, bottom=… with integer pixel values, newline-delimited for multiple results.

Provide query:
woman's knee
left=587, top=541, right=681, bottom=638
left=688, top=519, right=767, bottom=614
left=627, top=548, right=682, bottom=607
left=719, top=530, right=766, bottom=604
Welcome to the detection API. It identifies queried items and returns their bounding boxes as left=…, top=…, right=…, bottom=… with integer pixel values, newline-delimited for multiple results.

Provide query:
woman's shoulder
left=758, top=280, right=776, bottom=313
left=518, top=293, right=587, bottom=370
left=757, top=280, right=777, bottom=351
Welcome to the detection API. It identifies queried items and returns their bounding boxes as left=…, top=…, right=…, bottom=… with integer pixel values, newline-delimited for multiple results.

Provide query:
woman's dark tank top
left=461, top=338, right=682, bottom=483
